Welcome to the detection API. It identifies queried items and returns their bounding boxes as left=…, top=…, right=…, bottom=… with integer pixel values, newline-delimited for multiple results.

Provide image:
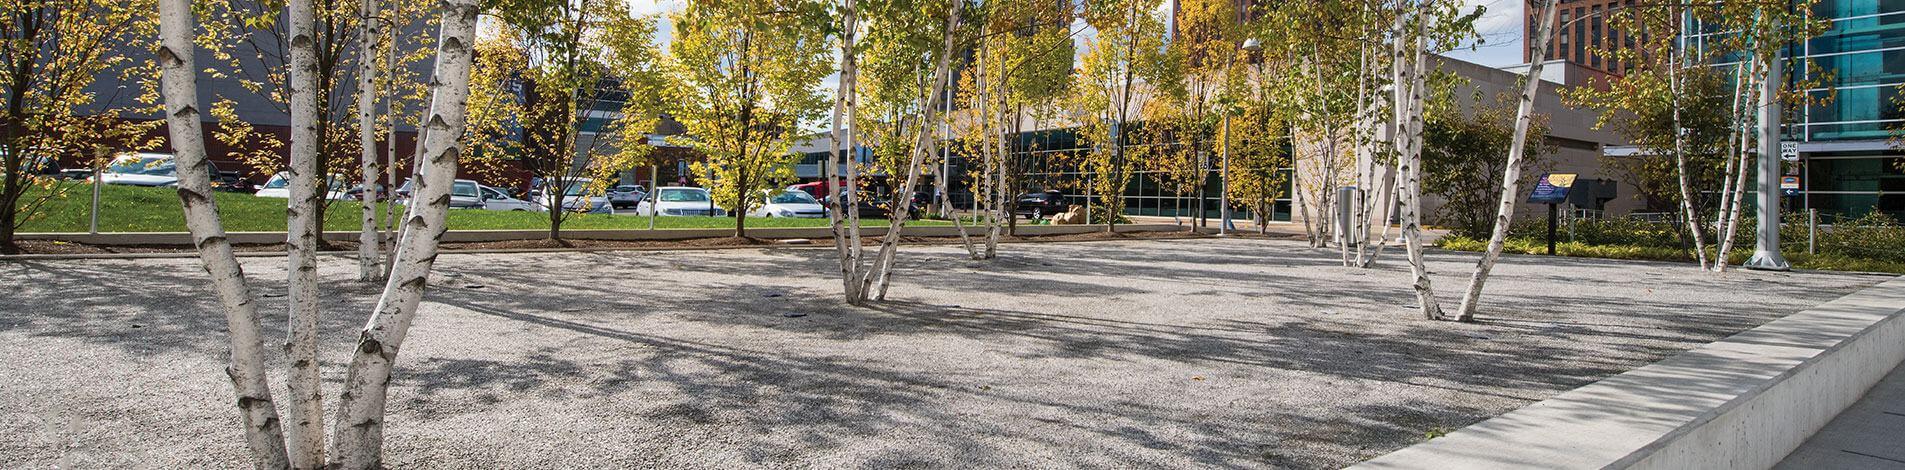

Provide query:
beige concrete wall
left=1352, top=276, right=1905, bottom=470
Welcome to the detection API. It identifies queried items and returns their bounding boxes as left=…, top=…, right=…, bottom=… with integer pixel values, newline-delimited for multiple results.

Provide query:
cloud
left=1443, top=0, right=1527, bottom=68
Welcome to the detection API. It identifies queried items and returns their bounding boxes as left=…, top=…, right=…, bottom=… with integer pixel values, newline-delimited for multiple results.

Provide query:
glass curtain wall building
left=796, top=127, right=1295, bottom=222
left=1686, top=1, right=1905, bottom=219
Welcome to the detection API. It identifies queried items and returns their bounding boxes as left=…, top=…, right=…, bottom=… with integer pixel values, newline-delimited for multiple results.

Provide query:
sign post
left=1527, top=173, right=1577, bottom=256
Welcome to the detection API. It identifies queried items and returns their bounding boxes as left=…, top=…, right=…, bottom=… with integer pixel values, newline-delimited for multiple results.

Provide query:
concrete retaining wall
left=1353, top=276, right=1905, bottom=470
left=16, top=223, right=1185, bottom=246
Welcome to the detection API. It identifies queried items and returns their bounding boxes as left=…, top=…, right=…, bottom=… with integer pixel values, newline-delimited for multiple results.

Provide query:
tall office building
left=1601, top=1, right=1903, bottom=219
left=1527, top=0, right=1638, bottom=76
left=1782, top=0, right=1905, bottom=218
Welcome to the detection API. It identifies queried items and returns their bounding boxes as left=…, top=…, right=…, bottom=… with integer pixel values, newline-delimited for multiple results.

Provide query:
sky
left=1445, top=0, right=1530, bottom=68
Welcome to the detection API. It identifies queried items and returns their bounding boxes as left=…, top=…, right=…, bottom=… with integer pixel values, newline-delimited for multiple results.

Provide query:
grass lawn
left=19, top=183, right=947, bottom=233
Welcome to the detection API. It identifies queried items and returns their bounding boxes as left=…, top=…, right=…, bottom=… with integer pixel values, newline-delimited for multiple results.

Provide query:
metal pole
left=648, top=164, right=658, bottom=230
left=89, top=153, right=101, bottom=235
left=1807, top=208, right=1815, bottom=255
left=1547, top=203, right=1558, bottom=256
left=1219, top=114, right=1231, bottom=235
left=1745, top=49, right=1790, bottom=270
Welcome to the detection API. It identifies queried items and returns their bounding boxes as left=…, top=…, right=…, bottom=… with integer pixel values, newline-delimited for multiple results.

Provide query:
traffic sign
left=1781, top=141, right=1800, bottom=161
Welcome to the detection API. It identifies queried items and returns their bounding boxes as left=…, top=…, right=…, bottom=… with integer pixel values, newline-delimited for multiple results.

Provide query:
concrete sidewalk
left=1774, top=362, right=1905, bottom=469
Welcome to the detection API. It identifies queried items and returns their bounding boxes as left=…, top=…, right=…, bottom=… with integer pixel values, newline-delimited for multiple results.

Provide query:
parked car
left=823, top=191, right=889, bottom=219
left=1014, top=190, right=1070, bottom=220
left=98, top=153, right=179, bottom=187
left=390, top=179, right=498, bottom=210
left=750, top=189, right=827, bottom=218
left=529, top=178, right=613, bottom=214
left=449, top=179, right=485, bottom=209
left=478, top=184, right=540, bottom=211
left=255, top=172, right=352, bottom=200
left=608, top=185, right=647, bottom=209
left=639, top=186, right=725, bottom=217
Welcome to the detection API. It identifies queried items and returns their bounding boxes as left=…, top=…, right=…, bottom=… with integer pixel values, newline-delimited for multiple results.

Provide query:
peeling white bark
left=157, top=1, right=292, bottom=466
left=827, top=0, right=867, bottom=303
left=1454, top=0, right=1558, bottom=321
left=357, top=0, right=384, bottom=282
left=1397, top=13, right=1442, bottom=320
left=328, top=1, right=481, bottom=466
left=282, top=0, right=327, bottom=464
left=863, top=0, right=961, bottom=301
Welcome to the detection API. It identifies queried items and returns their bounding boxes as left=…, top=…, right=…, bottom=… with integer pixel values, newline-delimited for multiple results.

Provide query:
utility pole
left=1745, top=49, right=1790, bottom=271
left=1219, top=115, right=1231, bottom=235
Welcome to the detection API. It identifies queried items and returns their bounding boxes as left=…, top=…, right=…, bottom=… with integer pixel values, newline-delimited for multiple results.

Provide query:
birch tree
left=1568, top=3, right=1734, bottom=270
left=162, top=0, right=480, bottom=465
left=952, top=0, right=1074, bottom=252
left=827, top=0, right=869, bottom=300
left=668, top=0, right=831, bottom=238
left=282, top=0, right=329, bottom=462
left=1381, top=0, right=1479, bottom=320
left=156, top=0, right=290, bottom=465
left=860, top=0, right=961, bottom=301
left=355, top=0, right=383, bottom=281
left=827, top=0, right=962, bottom=304
left=1450, top=0, right=1557, bottom=321
left=328, top=0, right=482, bottom=464
left=1703, top=1, right=1825, bottom=271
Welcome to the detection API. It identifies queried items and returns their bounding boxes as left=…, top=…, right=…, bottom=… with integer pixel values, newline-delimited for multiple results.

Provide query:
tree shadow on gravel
left=0, top=238, right=1882, bottom=469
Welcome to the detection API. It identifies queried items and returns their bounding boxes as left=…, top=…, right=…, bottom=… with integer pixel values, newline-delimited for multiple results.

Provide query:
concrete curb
left=1, top=224, right=1201, bottom=261
left=1353, top=275, right=1905, bottom=470
left=14, top=223, right=1181, bottom=245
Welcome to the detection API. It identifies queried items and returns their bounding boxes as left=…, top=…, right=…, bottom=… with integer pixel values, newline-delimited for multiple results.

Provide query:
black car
left=823, top=193, right=891, bottom=219
left=1013, top=190, right=1069, bottom=220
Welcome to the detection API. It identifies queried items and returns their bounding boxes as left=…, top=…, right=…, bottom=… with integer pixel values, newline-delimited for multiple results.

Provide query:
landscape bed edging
left=16, top=223, right=1184, bottom=245
left=1352, top=275, right=1905, bottom=470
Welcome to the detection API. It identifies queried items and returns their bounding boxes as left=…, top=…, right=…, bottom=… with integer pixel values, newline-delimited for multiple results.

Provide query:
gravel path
left=0, top=238, right=1884, bottom=469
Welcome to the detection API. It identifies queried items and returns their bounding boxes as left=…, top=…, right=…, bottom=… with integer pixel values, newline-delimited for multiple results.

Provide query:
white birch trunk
left=941, top=50, right=979, bottom=260
left=357, top=0, right=383, bottom=282
left=1668, top=8, right=1710, bottom=270
left=864, top=1, right=961, bottom=301
left=1712, top=60, right=1751, bottom=242
left=1715, top=61, right=1762, bottom=272
left=327, top=1, right=480, bottom=465
left=827, top=0, right=864, bottom=303
left=157, top=1, right=293, bottom=466
left=1398, top=12, right=1443, bottom=320
left=985, top=63, right=1009, bottom=259
left=283, top=0, right=327, bottom=463
left=1454, top=0, right=1557, bottom=321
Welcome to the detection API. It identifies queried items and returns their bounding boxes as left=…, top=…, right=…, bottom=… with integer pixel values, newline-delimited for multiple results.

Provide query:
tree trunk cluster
left=159, top=0, right=482, bottom=465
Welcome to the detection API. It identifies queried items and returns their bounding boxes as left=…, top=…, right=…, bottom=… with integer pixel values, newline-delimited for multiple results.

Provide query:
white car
left=393, top=179, right=486, bottom=209
left=638, top=186, right=726, bottom=217
left=750, top=189, right=827, bottom=218
left=478, top=184, right=540, bottom=211
left=256, top=172, right=351, bottom=200
left=99, top=153, right=179, bottom=187
left=532, top=178, right=612, bottom=214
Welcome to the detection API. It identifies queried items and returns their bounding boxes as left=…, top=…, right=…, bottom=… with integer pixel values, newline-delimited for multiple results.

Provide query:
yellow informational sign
left=1527, top=173, right=1578, bottom=204
left=1546, top=173, right=1577, bottom=188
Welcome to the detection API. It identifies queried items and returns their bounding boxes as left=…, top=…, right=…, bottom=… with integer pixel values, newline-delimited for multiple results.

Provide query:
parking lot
left=0, top=238, right=1882, bottom=468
